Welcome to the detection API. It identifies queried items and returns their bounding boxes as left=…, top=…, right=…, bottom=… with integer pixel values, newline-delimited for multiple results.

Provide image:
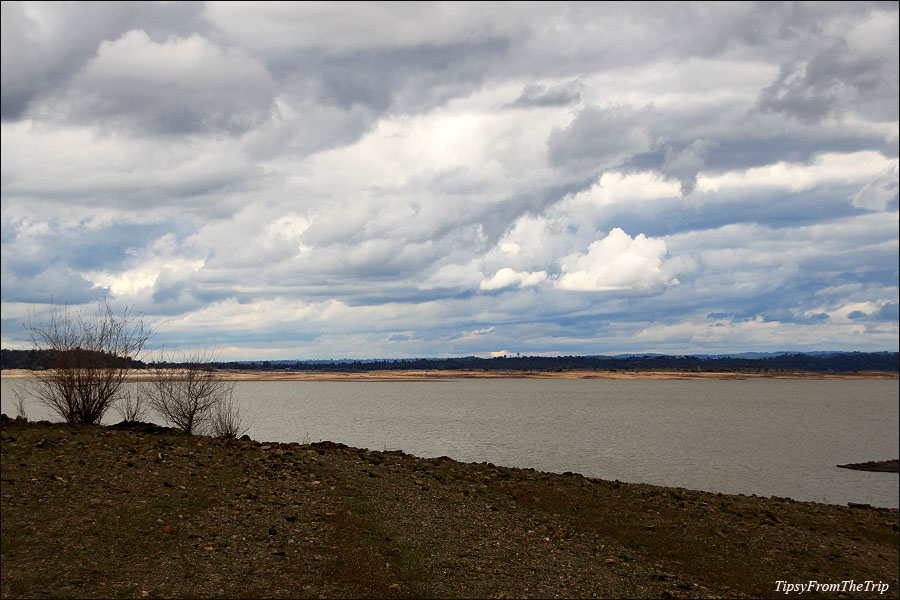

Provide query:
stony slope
left=2, top=418, right=898, bottom=599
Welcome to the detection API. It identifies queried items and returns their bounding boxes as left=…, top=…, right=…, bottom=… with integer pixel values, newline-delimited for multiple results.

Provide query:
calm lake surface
left=2, top=377, right=897, bottom=508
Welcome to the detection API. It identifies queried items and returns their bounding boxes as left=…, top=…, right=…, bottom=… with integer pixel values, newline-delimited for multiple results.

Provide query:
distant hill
left=213, top=352, right=898, bottom=374
left=1, top=349, right=146, bottom=371
left=4, top=348, right=896, bottom=373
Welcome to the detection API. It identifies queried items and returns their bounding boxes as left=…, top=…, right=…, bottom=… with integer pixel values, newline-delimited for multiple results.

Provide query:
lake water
left=2, top=377, right=897, bottom=508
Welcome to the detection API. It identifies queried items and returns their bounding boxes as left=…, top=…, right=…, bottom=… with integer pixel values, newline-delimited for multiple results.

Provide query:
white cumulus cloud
left=556, top=228, right=673, bottom=293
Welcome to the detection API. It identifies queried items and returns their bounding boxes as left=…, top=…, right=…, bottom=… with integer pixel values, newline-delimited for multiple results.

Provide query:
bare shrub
left=25, top=300, right=152, bottom=425
left=145, top=349, right=238, bottom=435
left=208, top=387, right=249, bottom=439
left=113, top=386, right=148, bottom=422
left=13, top=389, right=28, bottom=420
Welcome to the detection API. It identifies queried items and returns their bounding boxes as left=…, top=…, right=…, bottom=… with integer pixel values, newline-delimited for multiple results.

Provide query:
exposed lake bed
left=2, top=417, right=898, bottom=599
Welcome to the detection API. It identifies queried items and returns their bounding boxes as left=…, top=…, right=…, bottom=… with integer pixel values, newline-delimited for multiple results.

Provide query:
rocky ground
left=1, top=417, right=898, bottom=599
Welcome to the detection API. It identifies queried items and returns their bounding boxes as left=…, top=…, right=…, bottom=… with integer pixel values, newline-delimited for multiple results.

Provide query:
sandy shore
left=2, top=368, right=897, bottom=381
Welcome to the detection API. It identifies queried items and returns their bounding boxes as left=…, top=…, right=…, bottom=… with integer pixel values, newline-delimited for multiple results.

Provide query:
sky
left=1, top=1, right=898, bottom=360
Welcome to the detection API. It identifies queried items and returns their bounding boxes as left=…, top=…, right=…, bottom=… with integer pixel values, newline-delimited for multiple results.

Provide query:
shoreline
left=2, top=367, right=897, bottom=381
left=4, top=414, right=898, bottom=509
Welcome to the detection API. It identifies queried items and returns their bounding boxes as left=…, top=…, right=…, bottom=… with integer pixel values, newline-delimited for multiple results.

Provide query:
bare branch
left=25, top=299, right=153, bottom=425
left=13, top=388, right=28, bottom=420
left=208, top=386, right=249, bottom=439
left=113, top=386, right=148, bottom=422
left=145, top=348, right=241, bottom=435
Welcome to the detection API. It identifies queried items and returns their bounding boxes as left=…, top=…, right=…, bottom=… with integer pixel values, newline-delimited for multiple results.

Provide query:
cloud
left=875, top=302, right=899, bottom=322
left=1, top=1, right=209, bottom=121
left=70, top=29, right=274, bottom=134
left=757, top=31, right=898, bottom=124
left=479, top=268, right=547, bottom=291
left=547, top=104, right=655, bottom=175
left=507, top=80, right=582, bottom=108
left=848, top=164, right=900, bottom=211
left=422, top=261, right=484, bottom=291
left=1, top=262, right=108, bottom=305
left=660, top=139, right=711, bottom=196
left=204, top=2, right=518, bottom=51
left=556, top=228, right=674, bottom=293
left=0, top=121, right=261, bottom=215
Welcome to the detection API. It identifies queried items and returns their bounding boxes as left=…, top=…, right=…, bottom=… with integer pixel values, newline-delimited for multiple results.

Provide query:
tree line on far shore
left=4, top=349, right=897, bottom=374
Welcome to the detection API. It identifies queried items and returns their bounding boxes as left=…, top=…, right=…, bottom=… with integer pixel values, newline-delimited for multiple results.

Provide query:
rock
left=110, top=421, right=177, bottom=435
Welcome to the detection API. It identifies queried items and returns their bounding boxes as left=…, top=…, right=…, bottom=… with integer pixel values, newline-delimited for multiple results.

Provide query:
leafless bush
left=113, top=386, right=148, bottom=422
left=25, top=300, right=152, bottom=425
left=145, top=349, right=238, bottom=435
left=208, top=387, right=249, bottom=439
left=13, top=389, right=28, bottom=420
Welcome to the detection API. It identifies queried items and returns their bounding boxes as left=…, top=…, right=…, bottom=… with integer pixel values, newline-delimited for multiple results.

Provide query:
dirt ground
left=2, top=418, right=898, bottom=599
